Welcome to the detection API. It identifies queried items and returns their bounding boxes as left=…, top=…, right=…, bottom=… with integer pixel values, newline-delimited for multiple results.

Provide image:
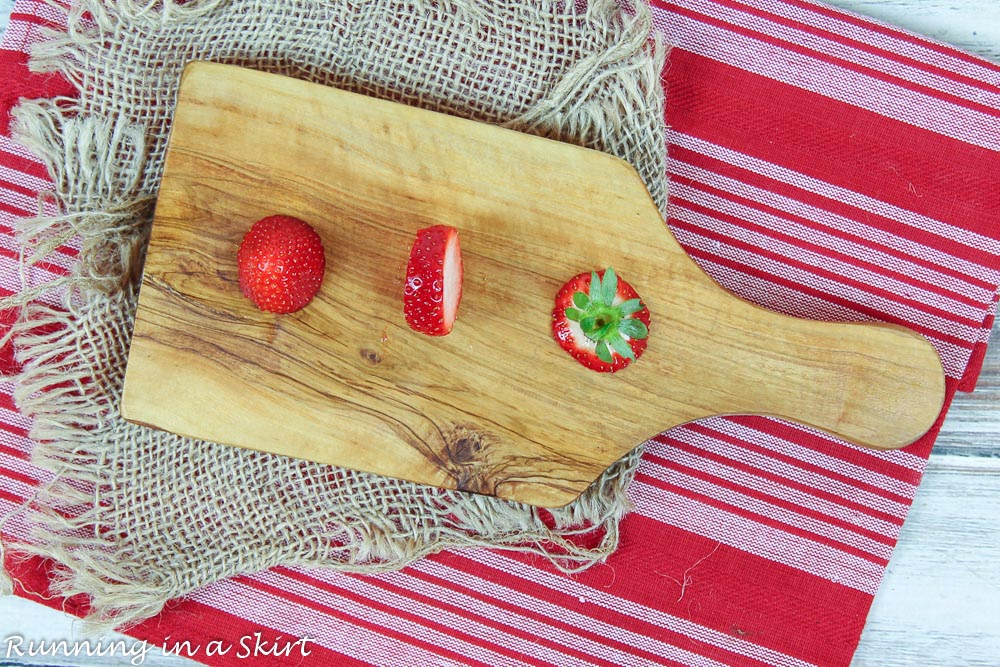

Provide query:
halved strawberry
left=237, top=215, right=326, bottom=314
left=403, top=225, right=463, bottom=336
left=552, top=268, right=650, bottom=373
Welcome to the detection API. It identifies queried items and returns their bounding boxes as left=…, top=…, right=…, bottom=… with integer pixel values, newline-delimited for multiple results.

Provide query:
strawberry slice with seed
left=403, top=225, right=464, bottom=336
left=552, top=267, right=650, bottom=373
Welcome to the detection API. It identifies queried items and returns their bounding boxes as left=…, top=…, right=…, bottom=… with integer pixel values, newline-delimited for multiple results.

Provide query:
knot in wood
left=359, top=347, right=383, bottom=365
left=450, top=435, right=482, bottom=464
left=444, top=426, right=495, bottom=495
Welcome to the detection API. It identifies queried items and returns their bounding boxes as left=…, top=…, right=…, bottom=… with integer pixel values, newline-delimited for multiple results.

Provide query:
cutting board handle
left=668, top=287, right=947, bottom=449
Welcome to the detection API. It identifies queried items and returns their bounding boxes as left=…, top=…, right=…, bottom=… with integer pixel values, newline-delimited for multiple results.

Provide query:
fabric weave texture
left=1, top=0, right=667, bottom=628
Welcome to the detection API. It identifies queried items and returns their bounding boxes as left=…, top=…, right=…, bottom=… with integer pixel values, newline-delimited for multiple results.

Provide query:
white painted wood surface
left=1, top=1, right=998, bottom=665
left=0, top=0, right=11, bottom=36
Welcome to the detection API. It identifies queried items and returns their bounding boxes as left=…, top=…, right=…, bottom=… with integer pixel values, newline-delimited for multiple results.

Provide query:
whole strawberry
left=552, top=267, right=650, bottom=373
left=237, top=215, right=326, bottom=314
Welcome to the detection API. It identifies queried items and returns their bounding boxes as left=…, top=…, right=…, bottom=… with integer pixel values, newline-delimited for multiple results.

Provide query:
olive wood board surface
left=121, top=61, right=946, bottom=508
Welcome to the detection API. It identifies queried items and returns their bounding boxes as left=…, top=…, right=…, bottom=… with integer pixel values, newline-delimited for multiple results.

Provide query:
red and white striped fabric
left=2, top=1, right=999, bottom=665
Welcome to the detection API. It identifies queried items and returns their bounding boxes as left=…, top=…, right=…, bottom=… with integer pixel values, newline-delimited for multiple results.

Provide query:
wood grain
left=853, top=454, right=1000, bottom=667
left=121, top=61, right=945, bottom=507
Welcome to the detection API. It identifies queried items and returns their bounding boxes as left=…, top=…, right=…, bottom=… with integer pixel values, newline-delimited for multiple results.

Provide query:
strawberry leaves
left=619, top=318, right=648, bottom=340
left=567, top=267, right=648, bottom=363
left=598, top=268, right=617, bottom=306
left=618, top=298, right=645, bottom=316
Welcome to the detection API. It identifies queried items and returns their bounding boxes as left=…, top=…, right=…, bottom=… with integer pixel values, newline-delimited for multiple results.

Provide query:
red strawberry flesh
left=552, top=268, right=650, bottom=373
left=404, top=225, right=464, bottom=336
left=237, top=215, right=326, bottom=314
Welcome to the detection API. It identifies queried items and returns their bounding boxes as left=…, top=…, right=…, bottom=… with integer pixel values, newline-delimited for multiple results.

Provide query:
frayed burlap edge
left=0, top=0, right=667, bottom=630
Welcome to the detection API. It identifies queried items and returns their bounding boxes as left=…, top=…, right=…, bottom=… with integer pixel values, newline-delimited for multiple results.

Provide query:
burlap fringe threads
left=1, top=0, right=667, bottom=630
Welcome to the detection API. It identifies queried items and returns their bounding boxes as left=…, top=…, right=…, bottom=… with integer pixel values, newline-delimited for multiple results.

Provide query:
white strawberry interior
left=566, top=319, right=596, bottom=350
left=442, top=233, right=463, bottom=325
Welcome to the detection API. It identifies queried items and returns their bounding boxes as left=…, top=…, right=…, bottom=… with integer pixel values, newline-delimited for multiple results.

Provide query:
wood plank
left=827, top=0, right=1000, bottom=63
left=853, top=454, right=1000, bottom=666
left=0, top=0, right=11, bottom=35
left=120, top=61, right=945, bottom=508
left=932, top=321, right=1000, bottom=456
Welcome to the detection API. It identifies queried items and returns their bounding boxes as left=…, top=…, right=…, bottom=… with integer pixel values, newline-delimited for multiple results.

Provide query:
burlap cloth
left=1, top=0, right=667, bottom=628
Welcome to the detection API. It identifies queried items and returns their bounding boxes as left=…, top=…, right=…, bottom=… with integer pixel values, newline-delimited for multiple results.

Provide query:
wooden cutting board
left=121, top=61, right=946, bottom=508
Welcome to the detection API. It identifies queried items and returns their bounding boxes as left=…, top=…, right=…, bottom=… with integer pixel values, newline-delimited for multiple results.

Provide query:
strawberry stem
left=567, top=267, right=648, bottom=362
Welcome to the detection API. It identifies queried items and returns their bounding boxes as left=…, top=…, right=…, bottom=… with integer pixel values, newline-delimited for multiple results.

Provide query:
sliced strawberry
left=552, top=268, right=650, bottom=373
left=237, top=215, right=326, bottom=314
left=403, top=225, right=464, bottom=336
